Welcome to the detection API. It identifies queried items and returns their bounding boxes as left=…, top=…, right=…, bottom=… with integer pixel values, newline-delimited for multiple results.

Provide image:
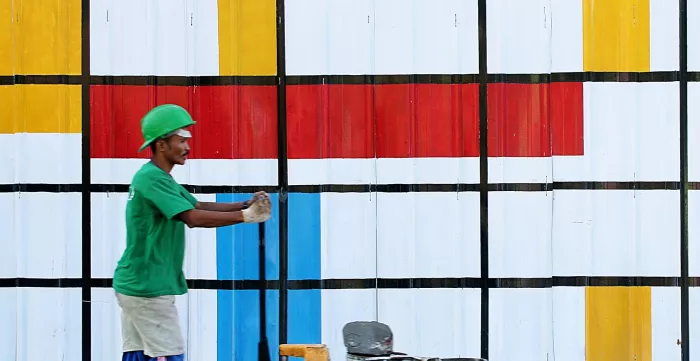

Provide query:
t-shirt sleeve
left=143, top=177, right=196, bottom=219
left=180, top=185, right=199, bottom=207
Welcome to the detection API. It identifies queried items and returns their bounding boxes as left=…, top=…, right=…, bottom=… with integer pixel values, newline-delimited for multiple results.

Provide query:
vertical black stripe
left=477, top=0, right=489, bottom=359
left=275, top=0, right=289, bottom=347
left=680, top=1, right=690, bottom=360
left=80, top=0, right=92, bottom=360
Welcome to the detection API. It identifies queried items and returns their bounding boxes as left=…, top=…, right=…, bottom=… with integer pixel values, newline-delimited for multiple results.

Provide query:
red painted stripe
left=487, top=82, right=584, bottom=157
left=90, top=85, right=278, bottom=159
left=286, top=84, right=375, bottom=159
left=91, top=83, right=583, bottom=160
left=287, top=83, right=583, bottom=159
left=287, top=84, right=480, bottom=159
left=375, top=84, right=480, bottom=158
left=549, top=82, right=584, bottom=156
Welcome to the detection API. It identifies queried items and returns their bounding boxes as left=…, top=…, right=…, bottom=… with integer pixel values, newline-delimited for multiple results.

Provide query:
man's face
left=156, top=134, right=191, bottom=165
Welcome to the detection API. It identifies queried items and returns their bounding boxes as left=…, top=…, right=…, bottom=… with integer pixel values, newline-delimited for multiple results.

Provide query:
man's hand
left=247, top=191, right=269, bottom=206
left=241, top=195, right=272, bottom=223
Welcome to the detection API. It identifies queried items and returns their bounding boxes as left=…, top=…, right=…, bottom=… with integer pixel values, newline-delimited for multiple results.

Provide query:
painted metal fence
left=0, top=0, right=696, bottom=360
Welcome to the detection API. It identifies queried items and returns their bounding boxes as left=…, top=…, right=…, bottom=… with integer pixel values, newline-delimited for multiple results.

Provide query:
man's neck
left=150, top=156, right=174, bottom=174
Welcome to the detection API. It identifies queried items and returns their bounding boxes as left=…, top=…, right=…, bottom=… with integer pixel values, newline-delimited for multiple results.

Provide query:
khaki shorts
left=115, top=291, right=185, bottom=357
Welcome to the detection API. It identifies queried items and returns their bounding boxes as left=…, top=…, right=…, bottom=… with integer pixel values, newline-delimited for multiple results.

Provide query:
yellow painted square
left=585, top=286, right=651, bottom=361
left=0, top=0, right=81, bottom=75
left=0, top=84, right=81, bottom=133
left=218, top=0, right=277, bottom=76
left=583, top=0, right=650, bottom=72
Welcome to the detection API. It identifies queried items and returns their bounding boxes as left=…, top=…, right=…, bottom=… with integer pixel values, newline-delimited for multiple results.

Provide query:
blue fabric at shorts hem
left=122, top=350, right=185, bottom=361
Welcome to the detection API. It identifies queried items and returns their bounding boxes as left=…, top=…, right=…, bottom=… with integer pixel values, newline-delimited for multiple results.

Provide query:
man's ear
left=153, top=139, right=164, bottom=152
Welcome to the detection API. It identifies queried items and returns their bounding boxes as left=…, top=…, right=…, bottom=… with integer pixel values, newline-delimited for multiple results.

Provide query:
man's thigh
left=120, top=309, right=145, bottom=352
left=115, top=292, right=185, bottom=358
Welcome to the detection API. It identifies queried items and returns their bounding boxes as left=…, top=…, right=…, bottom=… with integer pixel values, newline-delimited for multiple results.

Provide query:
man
left=112, top=104, right=272, bottom=361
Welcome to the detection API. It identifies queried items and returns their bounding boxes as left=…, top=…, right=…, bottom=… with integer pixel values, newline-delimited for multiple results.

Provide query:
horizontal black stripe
left=1, top=75, right=278, bottom=86
left=0, top=75, right=82, bottom=85
left=286, top=74, right=480, bottom=85
left=0, top=276, right=689, bottom=289
left=2, top=72, right=695, bottom=86
left=0, top=181, right=687, bottom=193
left=490, top=71, right=681, bottom=83
left=285, top=71, right=685, bottom=84
left=89, top=75, right=278, bottom=86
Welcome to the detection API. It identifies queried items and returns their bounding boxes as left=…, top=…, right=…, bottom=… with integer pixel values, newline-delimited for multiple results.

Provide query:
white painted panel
left=90, top=0, right=219, bottom=76
left=91, top=193, right=127, bottom=279
left=0, top=194, right=16, bottom=278
left=652, top=287, right=682, bottom=361
left=91, top=288, right=121, bottom=360
left=284, top=0, right=374, bottom=76
left=0, top=289, right=17, bottom=361
left=488, top=157, right=552, bottom=186
left=487, top=0, right=553, bottom=74
left=489, top=192, right=553, bottom=278
left=16, top=288, right=81, bottom=361
left=290, top=158, right=480, bottom=185
left=0, top=133, right=81, bottom=184
left=376, top=289, right=481, bottom=359
left=554, top=82, right=679, bottom=182
left=687, top=84, right=700, bottom=182
left=376, top=192, right=480, bottom=278
left=15, top=193, right=81, bottom=279
left=183, top=194, right=218, bottom=280
left=320, top=193, right=377, bottom=279
left=188, top=0, right=220, bottom=76
left=284, top=0, right=328, bottom=75
left=92, top=193, right=218, bottom=279
left=454, top=0, right=480, bottom=75
left=285, top=0, right=477, bottom=76
left=691, top=288, right=700, bottom=361
left=550, top=0, right=583, bottom=72
left=552, top=287, right=585, bottom=361
left=376, top=158, right=480, bottom=185
left=91, top=288, right=217, bottom=360
left=322, top=289, right=377, bottom=361
left=92, top=158, right=278, bottom=186
left=687, top=191, right=700, bottom=276
left=370, top=0, right=416, bottom=75
left=489, top=288, right=554, bottom=361
left=176, top=291, right=218, bottom=361
left=552, top=190, right=679, bottom=277
left=289, top=159, right=376, bottom=186
left=373, top=0, right=478, bottom=75
left=89, top=0, right=110, bottom=76
left=649, top=0, right=680, bottom=71
left=686, top=0, right=700, bottom=71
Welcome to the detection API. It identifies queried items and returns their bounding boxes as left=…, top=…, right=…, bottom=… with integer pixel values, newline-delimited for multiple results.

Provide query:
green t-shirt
left=113, top=161, right=198, bottom=298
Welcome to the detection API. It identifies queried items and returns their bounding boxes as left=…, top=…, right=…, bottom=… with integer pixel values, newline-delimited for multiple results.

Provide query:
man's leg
left=115, top=292, right=186, bottom=359
left=116, top=291, right=147, bottom=361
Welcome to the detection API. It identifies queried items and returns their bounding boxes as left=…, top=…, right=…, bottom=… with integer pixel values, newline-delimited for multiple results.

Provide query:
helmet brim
left=137, top=140, right=153, bottom=153
left=138, top=124, right=195, bottom=153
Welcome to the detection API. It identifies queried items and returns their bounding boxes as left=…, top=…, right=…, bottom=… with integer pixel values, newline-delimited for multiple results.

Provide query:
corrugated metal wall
left=1, top=0, right=698, bottom=360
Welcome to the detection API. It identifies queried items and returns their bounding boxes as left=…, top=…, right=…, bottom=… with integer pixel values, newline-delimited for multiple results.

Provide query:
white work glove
left=241, top=195, right=272, bottom=223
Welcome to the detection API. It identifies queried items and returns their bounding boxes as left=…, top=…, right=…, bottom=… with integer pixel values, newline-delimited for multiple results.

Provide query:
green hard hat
left=138, top=104, right=196, bottom=152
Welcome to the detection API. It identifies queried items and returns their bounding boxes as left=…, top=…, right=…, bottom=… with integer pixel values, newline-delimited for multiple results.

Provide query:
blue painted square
left=215, top=193, right=321, bottom=361
left=216, top=193, right=279, bottom=281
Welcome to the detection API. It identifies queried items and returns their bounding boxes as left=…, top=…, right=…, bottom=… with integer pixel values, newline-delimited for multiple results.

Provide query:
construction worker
left=112, top=104, right=272, bottom=361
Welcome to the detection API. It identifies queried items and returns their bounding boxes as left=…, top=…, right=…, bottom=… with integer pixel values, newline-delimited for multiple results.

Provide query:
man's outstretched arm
left=177, top=208, right=246, bottom=228
left=195, top=201, right=246, bottom=212
left=195, top=191, right=269, bottom=212
left=178, top=195, right=272, bottom=228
